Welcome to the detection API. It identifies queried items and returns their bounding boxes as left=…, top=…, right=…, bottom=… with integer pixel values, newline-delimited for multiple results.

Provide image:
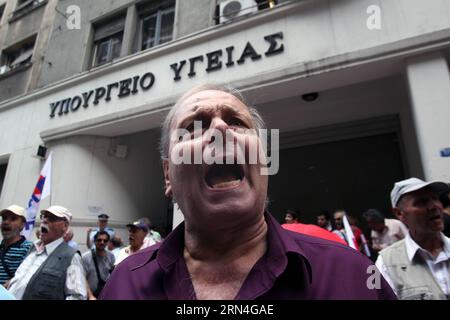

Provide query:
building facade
left=0, top=0, right=449, bottom=249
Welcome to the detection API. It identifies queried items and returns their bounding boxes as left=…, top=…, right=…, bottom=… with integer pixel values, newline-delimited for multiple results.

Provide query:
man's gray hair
left=159, top=83, right=266, bottom=159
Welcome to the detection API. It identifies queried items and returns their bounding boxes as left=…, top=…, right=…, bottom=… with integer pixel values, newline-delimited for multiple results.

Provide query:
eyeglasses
left=40, top=214, right=65, bottom=222
left=95, top=239, right=108, bottom=243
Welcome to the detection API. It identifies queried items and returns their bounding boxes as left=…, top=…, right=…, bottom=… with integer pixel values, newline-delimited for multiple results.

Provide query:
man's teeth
left=212, top=179, right=241, bottom=188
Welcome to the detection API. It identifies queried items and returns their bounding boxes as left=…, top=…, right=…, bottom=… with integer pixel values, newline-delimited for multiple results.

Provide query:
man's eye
left=185, top=123, right=195, bottom=132
left=229, top=118, right=246, bottom=127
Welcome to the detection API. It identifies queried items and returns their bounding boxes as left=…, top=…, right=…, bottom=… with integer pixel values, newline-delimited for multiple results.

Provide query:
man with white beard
left=8, top=205, right=86, bottom=300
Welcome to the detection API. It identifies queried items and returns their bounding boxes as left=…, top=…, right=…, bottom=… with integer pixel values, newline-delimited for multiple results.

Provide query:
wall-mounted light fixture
left=36, top=145, right=47, bottom=159
left=302, top=92, right=319, bottom=102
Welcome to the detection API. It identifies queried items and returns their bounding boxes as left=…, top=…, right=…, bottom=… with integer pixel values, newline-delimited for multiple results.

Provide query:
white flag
left=342, top=214, right=358, bottom=250
left=21, top=153, right=52, bottom=240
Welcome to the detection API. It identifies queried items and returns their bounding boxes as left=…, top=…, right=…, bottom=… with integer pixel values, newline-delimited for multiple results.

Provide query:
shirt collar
left=34, top=237, right=64, bottom=255
left=156, top=212, right=312, bottom=284
left=0, top=236, right=26, bottom=249
left=404, top=232, right=450, bottom=262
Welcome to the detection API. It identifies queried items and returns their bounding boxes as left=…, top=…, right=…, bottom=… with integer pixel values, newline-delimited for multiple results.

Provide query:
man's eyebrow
left=190, top=104, right=241, bottom=113
left=176, top=103, right=250, bottom=128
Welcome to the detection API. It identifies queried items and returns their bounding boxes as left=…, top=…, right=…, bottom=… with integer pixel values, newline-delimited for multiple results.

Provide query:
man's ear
left=62, top=222, right=69, bottom=234
left=163, top=159, right=172, bottom=198
left=392, top=207, right=404, bottom=222
left=19, top=219, right=26, bottom=232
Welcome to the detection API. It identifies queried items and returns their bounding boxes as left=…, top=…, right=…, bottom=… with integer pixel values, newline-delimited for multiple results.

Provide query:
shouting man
left=0, top=205, right=32, bottom=287
left=8, top=205, right=86, bottom=300
left=100, top=84, right=395, bottom=300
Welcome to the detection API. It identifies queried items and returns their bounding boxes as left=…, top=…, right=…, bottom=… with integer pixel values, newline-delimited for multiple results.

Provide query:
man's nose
left=209, top=116, right=229, bottom=133
left=429, top=198, right=443, bottom=211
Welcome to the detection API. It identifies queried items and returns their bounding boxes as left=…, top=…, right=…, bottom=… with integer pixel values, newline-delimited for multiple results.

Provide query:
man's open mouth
left=430, top=214, right=442, bottom=221
left=205, top=164, right=244, bottom=189
left=41, top=225, right=49, bottom=234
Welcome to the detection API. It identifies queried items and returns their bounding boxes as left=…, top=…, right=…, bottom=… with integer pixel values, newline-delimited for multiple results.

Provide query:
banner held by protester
left=21, top=152, right=52, bottom=240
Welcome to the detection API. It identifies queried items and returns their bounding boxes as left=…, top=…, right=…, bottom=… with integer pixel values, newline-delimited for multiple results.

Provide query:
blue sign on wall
left=440, top=148, right=450, bottom=157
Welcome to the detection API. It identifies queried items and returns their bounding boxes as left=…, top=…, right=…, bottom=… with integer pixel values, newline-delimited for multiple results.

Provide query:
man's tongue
left=209, top=174, right=240, bottom=189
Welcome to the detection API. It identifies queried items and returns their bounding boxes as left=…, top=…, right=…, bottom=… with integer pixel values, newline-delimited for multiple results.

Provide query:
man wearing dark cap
left=86, top=213, right=115, bottom=249
left=115, top=220, right=150, bottom=265
left=376, top=177, right=450, bottom=300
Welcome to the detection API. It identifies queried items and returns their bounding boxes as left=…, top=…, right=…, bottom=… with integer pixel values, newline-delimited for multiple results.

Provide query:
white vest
left=380, top=240, right=449, bottom=300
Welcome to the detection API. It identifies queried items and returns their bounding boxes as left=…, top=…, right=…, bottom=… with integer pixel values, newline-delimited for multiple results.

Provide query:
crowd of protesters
left=0, top=205, right=163, bottom=300
left=279, top=178, right=450, bottom=299
left=0, top=165, right=449, bottom=299
left=0, top=84, right=449, bottom=300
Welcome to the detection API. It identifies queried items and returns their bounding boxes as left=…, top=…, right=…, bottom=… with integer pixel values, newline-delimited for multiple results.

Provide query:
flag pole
left=48, top=154, right=52, bottom=206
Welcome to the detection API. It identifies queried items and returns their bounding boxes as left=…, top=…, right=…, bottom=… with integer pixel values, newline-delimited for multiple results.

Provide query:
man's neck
left=130, top=244, right=141, bottom=253
left=410, top=231, right=443, bottom=257
left=183, top=216, right=268, bottom=299
left=3, top=235, right=22, bottom=247
left=95, top=249, right=107, bottom=257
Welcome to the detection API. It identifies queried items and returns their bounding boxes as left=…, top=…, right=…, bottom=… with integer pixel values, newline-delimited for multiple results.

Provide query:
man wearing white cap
left=8, top=205, right=87, bottom=300
left=0, top=205, right=33, bottom=287
left=376, top=177, right=450, bottom=300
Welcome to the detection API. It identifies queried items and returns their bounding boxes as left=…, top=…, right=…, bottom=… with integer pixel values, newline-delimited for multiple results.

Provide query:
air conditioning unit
left=219, top=0, right=258, bottom=24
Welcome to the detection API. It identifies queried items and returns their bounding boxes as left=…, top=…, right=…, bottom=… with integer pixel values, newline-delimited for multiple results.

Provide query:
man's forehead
left=405, top=187, right=436, bottom=198
left=175, top=90, right=249, bottom=116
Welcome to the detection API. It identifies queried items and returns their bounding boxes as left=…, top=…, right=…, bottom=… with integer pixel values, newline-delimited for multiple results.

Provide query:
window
left=92, top=15, right=125, bottom=67
left=255, top=0, right=277, bottom=10
left=0, top=4, right=5, bottom=22
left=138, top=2, right=175, bottom=51
left=16, top=0, right=45, bottom=9
left=0, top=35, right=36, bottom=75
left=10, top=0, right=47, bottom=22
left=0, top=163, right=7, bottom=199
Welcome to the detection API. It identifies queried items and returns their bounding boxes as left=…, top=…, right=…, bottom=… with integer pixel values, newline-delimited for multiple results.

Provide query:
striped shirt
left=0, top=236, right=32, bottom=285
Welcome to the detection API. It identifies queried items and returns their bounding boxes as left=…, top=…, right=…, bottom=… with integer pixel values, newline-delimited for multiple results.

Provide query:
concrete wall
left=42, top=129, right=167, bottom=227
left=406, top=51, right=450, bottom=181
left=0, top=129, right=167, bottom=252
left=0, top=66, right=31, bottom=98
left=3, top=1, right=45, bottom=47
left=37, top=0, right=133, bottom=87
left=38, top=0, right=218, bottom=88
left=0, top=0, right=59, bottom=102
left=174, top=0, right=214, bottom=38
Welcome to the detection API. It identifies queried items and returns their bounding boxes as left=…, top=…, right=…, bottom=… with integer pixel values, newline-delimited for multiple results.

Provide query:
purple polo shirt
left=100, top=213, right=396, bottom=300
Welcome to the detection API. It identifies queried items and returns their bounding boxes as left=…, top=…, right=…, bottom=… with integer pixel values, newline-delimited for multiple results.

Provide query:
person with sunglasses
left=81, top=230, right=115, bottom=300
left=7, top=205, right=86, bottom=300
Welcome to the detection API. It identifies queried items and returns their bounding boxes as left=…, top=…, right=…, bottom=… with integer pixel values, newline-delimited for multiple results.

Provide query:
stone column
left=121, top=5, right=138, bottom=56
left=406, top=51, right=450, bottom=181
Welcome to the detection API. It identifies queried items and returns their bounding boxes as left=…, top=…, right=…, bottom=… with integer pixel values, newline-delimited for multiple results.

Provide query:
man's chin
left=1, top=232, right=12, bottom=240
